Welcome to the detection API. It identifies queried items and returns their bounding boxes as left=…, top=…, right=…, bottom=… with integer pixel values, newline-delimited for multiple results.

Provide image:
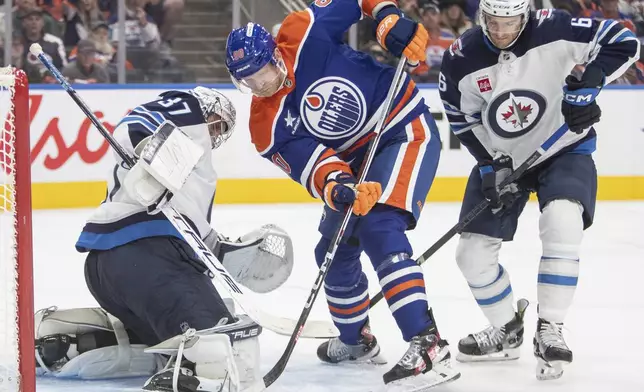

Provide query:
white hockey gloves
left=34, top=307, right=165, bottom=379
left=203, top=224, right=294, bottom=293
left=124, top=121, right=204, bottom=214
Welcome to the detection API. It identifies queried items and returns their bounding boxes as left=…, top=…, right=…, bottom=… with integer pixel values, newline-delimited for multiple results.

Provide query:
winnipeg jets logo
left=536, top=9, right=554, bottom=26
left=501, top=94, right=533, bottom=128
left=486, top=90, right=547, bottom=139
left=300, top=77, right=367, bottom=141
left=448, top=38, right=464, bottom=57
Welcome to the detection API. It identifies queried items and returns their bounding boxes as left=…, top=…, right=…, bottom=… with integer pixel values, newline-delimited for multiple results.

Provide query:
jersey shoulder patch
left=442, top=27, right=498, bottom=82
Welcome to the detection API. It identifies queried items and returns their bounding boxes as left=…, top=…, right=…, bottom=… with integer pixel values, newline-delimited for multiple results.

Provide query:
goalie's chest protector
left=75, top=91, right=217, bottom=252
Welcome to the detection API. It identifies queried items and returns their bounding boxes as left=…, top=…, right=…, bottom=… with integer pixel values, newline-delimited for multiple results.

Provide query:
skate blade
left=536, top=358, right=567, bottom=381
left=456, top=347, right=520, bottom=363
left=321, top=351, right=388, bottom=366
left=383, top=364, right=461, bottom=392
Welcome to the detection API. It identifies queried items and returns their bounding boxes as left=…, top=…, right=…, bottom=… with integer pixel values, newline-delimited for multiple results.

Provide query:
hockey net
left=0, top=67, right=35, bottom=392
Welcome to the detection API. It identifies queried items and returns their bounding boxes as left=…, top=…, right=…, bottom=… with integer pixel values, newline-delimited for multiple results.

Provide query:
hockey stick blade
left=32, top=43, right=338, bottom=340
left=369, top=123, right=571, bottom=308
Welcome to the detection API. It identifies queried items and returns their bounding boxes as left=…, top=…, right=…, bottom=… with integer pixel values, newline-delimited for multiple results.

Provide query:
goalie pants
left=84, top=236, right=233, bottom=346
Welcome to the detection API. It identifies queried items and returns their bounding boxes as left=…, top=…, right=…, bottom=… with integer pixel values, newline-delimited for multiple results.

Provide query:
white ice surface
left=33, top=201, right=644, bottom=392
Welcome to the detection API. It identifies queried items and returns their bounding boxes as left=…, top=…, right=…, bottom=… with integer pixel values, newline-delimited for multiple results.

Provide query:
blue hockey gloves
left=479, top=155, right=521, bottom=215
left=323, top=172, right=382, bottom=216
left=562, top=64, right=604, bottom=134
left=375, top=6, right=428, bottom=63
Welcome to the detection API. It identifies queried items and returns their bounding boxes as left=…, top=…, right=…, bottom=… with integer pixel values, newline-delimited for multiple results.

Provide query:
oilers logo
left=300, top=77, right=367, bottom=141
left=486, top=90, right=547, bottom=139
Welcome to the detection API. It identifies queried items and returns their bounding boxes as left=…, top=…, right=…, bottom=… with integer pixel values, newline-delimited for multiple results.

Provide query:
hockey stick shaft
left=369, top=123, right=571, bottom=308
left=31, top=44, right=337, bottom=340
left=262, top=56, right=409, bottom=388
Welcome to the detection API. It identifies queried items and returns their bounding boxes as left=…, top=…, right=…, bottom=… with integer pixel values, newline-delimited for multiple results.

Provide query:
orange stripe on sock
left=328, top=297, right=370, bottom=315
left=384, top=279, right=425, bottom=301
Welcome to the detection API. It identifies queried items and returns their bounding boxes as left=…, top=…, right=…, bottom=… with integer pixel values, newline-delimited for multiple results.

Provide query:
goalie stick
left=30, top=43, right=338, bottom=340
left=368, top=123, right=572, bottom=309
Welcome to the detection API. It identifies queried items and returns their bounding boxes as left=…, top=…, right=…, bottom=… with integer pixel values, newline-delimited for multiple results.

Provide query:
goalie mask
left=188, top=87, right=236, bottom=149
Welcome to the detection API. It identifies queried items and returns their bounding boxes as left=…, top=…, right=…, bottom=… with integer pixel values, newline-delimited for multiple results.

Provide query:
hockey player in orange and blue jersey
left=225, top=0, right=460, bottom=389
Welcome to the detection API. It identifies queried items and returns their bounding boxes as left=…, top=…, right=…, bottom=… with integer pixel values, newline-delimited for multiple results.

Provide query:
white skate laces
left=400, top=335, right=437, bottom=370
left=472, top=325, right=506, bottom=350
left=538, top=321, right=567, bottom=350
left=327, top=338, right=350, bottom=359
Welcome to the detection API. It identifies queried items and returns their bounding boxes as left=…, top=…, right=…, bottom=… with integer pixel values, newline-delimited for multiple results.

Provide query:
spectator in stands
left=412, top=0, right=455, bottom=83
left=13, top=0, right=62, bottom=36
left=622, top=0, right=644, bottom=35
left=0, top=30, right=26, bottom=71
left=108, top=0, right=162, bottom=70
left=439, top=0, right=473, bottom=37
left=87, top=20, right=115, bottom=66
left=62, top=0, right=106, bottom=48
left=19, top=7, right=67, bottom=74
left=62, top=39, right=110, bottom=83
left=550, top=0, right=577, bottom=15
left=361, top=40, right=397, bottom=67
left=591, top=0, right=637, bottom=31
left=143, top=0, right=185, bottom=46
left=399, top=0, right=422, bottom=20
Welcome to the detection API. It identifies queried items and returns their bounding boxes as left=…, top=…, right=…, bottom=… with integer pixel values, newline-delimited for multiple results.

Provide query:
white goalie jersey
left=75, top=91, right=218, bottom=252
left=439, top=10, right=640, bottom=168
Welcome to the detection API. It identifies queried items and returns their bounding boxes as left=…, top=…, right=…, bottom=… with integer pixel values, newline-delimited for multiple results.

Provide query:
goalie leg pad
left=537, top=199, right=583, bottom=323
left=145, top=314, right=262, bottom=390
left=456, top=232, right=515, bottom=327
left=34, top=307, right=165, bottom=379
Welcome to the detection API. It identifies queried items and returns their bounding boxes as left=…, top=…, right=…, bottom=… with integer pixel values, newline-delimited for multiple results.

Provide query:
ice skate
left=457, top=298, right=529, bottom=362
left=533, top=318, right=573, bottom=380
left=383, top=315, right=460, bottom=391
left=317, top=321, right=387, bottom=365
left=143, top=365, right=233, bottom=392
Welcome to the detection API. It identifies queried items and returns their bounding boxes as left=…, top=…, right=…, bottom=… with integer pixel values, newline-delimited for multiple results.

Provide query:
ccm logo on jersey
left=300, top=77, right=367, bottom=141
left=314, top=0, right=332, bottom=7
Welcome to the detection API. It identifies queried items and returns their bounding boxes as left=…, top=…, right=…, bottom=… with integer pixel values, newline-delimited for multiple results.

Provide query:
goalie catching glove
left=323, top=171, right=382, bottom=216
left=124, top=121, right=204, bottom=214
left=203, top=224, right=294, bottom=293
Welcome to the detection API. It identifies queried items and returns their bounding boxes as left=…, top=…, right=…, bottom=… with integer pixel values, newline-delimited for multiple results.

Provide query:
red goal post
left=0, top=67, right=35, bottom=392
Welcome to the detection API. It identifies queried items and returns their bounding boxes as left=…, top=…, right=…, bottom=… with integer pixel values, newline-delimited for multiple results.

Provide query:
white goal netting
left=0, top=67, right=22, bottom=392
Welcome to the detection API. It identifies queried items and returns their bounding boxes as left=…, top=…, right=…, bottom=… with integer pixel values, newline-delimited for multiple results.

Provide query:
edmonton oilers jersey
left=249, top=0, right=428, bottom=200
left=439, top=10, right=639, bottom=168
left=76, top=91, right=217, bottom=252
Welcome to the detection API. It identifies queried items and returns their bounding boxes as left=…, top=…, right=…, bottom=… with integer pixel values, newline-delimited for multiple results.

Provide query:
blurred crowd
left=356, top=0, right=644, bottom=85
left=0, top=0, right=192, bottom=84
left=2, top=0, right=643, bottom=85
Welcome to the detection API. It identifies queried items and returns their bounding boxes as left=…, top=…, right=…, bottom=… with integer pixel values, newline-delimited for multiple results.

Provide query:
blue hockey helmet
left=225, top=23, right=287, bottom=97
